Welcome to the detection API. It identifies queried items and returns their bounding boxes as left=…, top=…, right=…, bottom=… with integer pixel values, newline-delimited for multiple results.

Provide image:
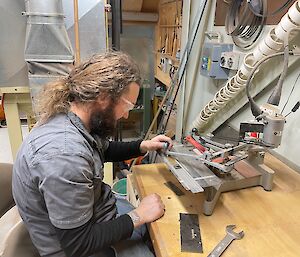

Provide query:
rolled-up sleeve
left=37, top=152, right=94, bottom=229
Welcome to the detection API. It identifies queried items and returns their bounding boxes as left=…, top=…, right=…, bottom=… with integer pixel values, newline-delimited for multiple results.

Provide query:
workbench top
left=132, top=154, right=300, bottom=257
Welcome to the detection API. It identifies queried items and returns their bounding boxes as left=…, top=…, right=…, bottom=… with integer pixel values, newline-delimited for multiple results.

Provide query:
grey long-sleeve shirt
left=12, top=112, right=143, bottom=257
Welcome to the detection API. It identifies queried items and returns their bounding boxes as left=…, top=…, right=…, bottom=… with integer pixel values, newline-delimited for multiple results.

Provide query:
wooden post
left=73, top=0, right=80, bottom=65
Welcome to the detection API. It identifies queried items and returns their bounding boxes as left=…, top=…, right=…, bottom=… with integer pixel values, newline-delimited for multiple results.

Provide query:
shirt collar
left=67, top=111, right=97, bottom=148
left=67, top=111, right=107, bottom=153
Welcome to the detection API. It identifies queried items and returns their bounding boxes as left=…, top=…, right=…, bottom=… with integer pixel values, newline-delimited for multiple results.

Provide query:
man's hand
left=139, top=135, right=173, bottom=153
left=128, top=193, right=165, bottom=228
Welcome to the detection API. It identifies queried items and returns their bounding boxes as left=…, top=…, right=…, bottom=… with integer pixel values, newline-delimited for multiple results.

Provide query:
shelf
left=161, top=0, right=181, bottom=5
left=154, top=0, right=182, bottom=88
left=156, top=52, right=180, bottom=64
left=155, top=72, right=171, bottom=87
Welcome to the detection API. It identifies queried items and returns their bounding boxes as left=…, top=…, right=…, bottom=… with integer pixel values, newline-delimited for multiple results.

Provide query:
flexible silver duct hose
left=23, top=0, right=73, bottom=62
left=193, top=0, right=300, bottom=132
left=23, top=0, right=74, bottom=112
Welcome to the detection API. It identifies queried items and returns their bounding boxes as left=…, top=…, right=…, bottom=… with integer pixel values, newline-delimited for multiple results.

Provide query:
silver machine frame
left=159, top=136, right=275, bottom=216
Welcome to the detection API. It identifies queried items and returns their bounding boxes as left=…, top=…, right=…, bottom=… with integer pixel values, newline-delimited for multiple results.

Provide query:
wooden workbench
left=132, top=154, right=300, bottom=257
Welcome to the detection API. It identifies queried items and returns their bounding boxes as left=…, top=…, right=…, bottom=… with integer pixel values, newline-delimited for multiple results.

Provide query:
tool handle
left=185, top=135, right=206, bottom=153
left=158, top=141, right=170, bottom=154
left=163, top=141, right=170, bottom=150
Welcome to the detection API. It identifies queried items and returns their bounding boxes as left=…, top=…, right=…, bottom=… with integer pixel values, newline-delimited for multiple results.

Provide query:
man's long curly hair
left=36, top=51, right=141, bottom=123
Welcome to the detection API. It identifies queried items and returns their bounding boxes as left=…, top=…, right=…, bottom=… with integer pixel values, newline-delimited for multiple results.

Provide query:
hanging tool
left=207, top=225, right=244, bottom=257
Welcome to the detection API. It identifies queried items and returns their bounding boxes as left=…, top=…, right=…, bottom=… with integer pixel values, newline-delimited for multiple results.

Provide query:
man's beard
left=89, top=104, right=117, bottom=139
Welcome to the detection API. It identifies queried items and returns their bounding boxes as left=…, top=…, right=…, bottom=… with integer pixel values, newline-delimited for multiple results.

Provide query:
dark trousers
left=90, top=197, right=155, bottom=257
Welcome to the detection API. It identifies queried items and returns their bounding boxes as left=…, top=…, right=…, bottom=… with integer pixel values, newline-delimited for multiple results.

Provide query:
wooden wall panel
left=122, top=0, right=159, bottom=13
left=141, top=0, right=159, bottom=13
left=122, top=0, right=143, bottom=12
left=154, top=0, right=183, bottom=86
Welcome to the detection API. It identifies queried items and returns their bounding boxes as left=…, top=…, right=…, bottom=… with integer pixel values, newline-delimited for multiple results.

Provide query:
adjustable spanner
left=207, top=225, right=244, bottom=257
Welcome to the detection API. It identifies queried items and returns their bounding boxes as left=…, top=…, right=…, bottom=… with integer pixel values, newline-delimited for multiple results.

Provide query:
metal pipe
left=111, top=0, right=121, bottom=50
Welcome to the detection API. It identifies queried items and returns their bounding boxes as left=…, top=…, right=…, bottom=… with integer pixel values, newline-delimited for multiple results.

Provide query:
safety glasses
left=121, top=97, right=135, bottom=111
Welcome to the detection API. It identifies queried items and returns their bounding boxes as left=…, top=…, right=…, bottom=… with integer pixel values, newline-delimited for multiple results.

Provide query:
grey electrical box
left=200, top=43, right=233, bottom=79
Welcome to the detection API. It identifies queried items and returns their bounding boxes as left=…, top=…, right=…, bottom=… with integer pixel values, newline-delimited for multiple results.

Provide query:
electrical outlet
left=220, top=51, right=241, bottom=70
left=200, top=43, right=233, bottom=79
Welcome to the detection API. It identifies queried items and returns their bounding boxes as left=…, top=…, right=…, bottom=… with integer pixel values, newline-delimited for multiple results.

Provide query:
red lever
left=185, top=135, right=206, bottom=153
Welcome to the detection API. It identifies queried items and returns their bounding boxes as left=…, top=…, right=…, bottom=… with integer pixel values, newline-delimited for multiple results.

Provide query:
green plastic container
left=112, top=178, right=127, bottom=197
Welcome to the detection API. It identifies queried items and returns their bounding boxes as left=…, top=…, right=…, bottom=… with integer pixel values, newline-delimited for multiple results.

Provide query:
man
left=12, top=51, right=172, bottom=257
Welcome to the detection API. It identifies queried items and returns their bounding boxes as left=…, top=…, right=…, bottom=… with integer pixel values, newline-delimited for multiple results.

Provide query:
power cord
left=284, top=101, right=300, bottom=117
left=245, top=51, right=295, bottom=117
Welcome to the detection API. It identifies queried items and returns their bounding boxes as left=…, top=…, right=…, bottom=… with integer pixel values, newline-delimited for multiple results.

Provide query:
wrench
left=207, top=225, right=244, bottom=257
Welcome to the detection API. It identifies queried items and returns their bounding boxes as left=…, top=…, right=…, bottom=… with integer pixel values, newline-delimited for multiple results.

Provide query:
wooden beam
left=73, top=0, right=80, bottom=65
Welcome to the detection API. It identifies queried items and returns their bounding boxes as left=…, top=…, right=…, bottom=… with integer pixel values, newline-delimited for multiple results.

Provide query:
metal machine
left=158, top=55, right=299, bottom=216
left=158, top=127, right=275, bottom=215
left=158, top=48, right=299, bottom=215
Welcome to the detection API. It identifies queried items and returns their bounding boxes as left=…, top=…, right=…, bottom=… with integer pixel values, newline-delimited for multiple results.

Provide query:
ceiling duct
left=1, top=0, right=106, bottom=106
left=23, top=0, right=74, bottom=111
left=23, top=0, right=73, bottom=62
